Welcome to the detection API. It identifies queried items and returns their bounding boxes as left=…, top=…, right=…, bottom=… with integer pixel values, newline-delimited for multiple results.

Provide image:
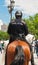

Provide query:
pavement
left=0, top=50, right=5, bottom=65
left=34, top=53, right=38, bottom=65
left=0, top=50, right=38, bottom=65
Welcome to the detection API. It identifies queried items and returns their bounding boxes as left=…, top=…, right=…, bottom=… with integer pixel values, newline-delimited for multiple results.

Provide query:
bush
left=0, top=31, right=9, bottom=40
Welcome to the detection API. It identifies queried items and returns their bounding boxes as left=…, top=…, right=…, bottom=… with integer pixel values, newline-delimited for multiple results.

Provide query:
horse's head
left=10, top=45, right=25, bottom=65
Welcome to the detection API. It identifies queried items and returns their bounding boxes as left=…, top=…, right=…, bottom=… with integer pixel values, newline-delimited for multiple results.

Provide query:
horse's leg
left=9, top=35, right=14, bottom=43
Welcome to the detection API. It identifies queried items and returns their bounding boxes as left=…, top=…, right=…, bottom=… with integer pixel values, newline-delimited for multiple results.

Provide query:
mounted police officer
left=7, top=10, right=34, bottom=65
left=7, top=10, right=28, bottom=43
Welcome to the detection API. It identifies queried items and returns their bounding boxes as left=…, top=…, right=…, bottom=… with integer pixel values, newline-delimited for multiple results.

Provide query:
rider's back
left=7, top=19, right=28, bottom=36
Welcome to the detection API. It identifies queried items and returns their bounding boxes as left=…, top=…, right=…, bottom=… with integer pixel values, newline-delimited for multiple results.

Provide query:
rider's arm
left=22, top=21, right=29, bottom=36
left=7, top=23, right=12, bottom=35
left=23, top=23, right=29, bottom=36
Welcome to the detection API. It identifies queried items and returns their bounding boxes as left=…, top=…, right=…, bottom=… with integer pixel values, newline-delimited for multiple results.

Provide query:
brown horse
left=5, top=40, right=31, bottom=65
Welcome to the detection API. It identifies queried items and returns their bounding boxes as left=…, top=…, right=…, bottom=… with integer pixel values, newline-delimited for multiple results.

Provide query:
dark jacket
left=7, top=19, right=28, bottom=36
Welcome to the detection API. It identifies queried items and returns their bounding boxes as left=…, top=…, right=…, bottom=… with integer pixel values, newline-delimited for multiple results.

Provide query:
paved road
left=0, top=50, right=5, bottom=65
left=0, top=50, right=38, bottom=65
left=34, top=53, right=38, bottom=65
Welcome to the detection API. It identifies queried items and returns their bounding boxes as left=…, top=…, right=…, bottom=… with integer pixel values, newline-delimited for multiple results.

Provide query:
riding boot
left=9, top=37, right=13, bottom=43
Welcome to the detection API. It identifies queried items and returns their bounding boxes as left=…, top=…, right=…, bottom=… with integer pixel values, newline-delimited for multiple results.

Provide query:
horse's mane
left=10, top=46, right=25, bottom=65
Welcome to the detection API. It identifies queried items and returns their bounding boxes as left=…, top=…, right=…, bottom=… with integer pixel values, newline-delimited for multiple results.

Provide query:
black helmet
left=15, top=10, right=22, bottom=18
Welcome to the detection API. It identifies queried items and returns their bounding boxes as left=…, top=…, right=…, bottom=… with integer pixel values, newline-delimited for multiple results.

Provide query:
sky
left=0, top=0, right=38, bottom=24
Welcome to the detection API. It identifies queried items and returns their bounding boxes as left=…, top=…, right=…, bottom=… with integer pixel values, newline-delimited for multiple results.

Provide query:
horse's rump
left=5, top=40, right=31, bottom=65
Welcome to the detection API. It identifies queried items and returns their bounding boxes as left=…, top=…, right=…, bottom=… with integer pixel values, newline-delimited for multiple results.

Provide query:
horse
left=5, top=40, right=31, bottom=65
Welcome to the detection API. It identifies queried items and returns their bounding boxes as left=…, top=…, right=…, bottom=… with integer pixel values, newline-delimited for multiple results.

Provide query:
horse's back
left=6, top=40, right=31, bottom=65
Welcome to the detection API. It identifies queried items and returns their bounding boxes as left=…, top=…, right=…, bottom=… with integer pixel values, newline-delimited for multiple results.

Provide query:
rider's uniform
left=7, top=19, right=29, bottom=43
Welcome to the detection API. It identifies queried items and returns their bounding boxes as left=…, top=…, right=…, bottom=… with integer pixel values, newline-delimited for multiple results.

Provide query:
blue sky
left=0, top=0, right=38, bottom=24
left=0, top=0, right=10, bottom=24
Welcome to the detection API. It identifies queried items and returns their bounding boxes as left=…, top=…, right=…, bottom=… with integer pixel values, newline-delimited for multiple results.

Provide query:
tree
left=0, top=31, right=9, bottom=40
left=24, top=13, right=38, bottom=39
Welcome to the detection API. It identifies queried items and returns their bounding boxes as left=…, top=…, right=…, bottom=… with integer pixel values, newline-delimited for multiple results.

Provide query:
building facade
left=1, top=24, right=8, bottom=32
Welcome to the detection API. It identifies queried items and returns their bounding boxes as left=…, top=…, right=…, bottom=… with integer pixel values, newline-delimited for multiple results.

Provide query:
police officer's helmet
left=15, top=10, right=22, bottom=18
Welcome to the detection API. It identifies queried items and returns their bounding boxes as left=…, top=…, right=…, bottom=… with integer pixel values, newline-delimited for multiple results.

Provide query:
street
left=0, top=50, right=5, bottom=65
left=0, top=50, right=38, bottom=65
left=34, top=53, right=38, bottom=65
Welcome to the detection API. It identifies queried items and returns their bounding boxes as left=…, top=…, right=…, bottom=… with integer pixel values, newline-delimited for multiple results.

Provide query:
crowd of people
left=0, top=41, right=4, bottom=53
left=35, top=40, right=38, bottom=56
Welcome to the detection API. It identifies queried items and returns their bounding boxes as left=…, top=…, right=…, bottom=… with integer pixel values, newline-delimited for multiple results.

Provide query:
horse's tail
left=10, top=46, right=25, bottom=65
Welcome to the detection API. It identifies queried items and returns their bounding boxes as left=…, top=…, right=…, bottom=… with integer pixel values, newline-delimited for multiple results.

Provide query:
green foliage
left=24, top=13, right=38, bottom=39
left=0, top=31, right=9, bottom=40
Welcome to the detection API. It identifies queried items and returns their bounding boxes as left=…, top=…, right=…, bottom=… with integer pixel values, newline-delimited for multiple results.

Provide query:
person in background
left=2, top=41, right=4, bottom=50
left=35, top=40, right=38, bottom=57
left=0, top=41, right=2, bottom=53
